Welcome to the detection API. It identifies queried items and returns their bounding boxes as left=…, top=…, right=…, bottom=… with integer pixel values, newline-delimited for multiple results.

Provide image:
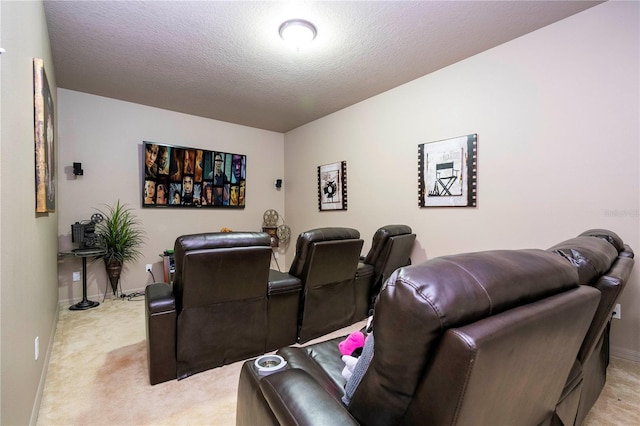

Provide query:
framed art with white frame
left=318, top=161, right=347, bottom=211
left=418, top=134, right=477, bottom=208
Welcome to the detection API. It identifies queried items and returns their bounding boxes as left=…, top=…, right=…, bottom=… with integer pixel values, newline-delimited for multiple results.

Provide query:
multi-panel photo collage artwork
left=143, top=141, right=246, bottom=208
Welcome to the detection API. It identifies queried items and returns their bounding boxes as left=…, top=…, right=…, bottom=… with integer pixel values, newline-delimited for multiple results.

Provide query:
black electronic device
left=71, top=213, right=103, bottom=251
left=73, top=162, right=84, bottom=176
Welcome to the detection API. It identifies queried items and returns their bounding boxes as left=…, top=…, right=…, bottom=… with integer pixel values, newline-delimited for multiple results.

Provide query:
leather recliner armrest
left=259, top=368, right=359, bottom=426
left=266, top=270, right=302, bottom=351
left=621, top=244, right=634, bottom=258
left=146, top=282, right=175, bottom=314
left=268, top=270, right=302, bottom=295
left=145, top=282, right=177, bottom=385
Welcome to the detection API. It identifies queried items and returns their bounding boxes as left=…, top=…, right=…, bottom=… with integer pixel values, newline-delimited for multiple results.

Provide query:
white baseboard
left=611, top=345, right=640, bottom=363
left=30, top=303, right=60, bottom=426
left=59, top=286, right=147, bottom=306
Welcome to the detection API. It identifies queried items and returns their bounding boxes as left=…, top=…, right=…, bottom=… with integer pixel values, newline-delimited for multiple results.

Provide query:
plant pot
left=105, top=260, right=122, bottom=295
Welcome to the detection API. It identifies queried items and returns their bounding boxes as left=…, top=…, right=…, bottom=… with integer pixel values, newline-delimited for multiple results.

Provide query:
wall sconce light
left=73, top=162, right=83, bottom=176
left=279, top=19, right=317, bottom=50
left=275, top=179, right=283, bottom=189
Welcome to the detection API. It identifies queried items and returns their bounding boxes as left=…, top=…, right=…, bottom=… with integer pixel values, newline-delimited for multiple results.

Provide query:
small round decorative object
left=277, top=224, right=291, bottom=244
left=323, top=181, right=337, bottom=196
left=91, top=213, right=104, bottom=224
left=263, top=209, right=279, bottom=227
left=254, top=354, right=288, bottom=376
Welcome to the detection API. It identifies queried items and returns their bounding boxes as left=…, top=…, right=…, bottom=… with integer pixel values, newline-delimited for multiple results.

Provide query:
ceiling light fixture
left=279, top=19, right=317, bottom=50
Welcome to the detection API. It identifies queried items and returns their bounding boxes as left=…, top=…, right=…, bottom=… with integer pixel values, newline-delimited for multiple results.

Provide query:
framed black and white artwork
left=418, top=134, right=477, bottom=208
left=318, top=161, right=347, bottom=211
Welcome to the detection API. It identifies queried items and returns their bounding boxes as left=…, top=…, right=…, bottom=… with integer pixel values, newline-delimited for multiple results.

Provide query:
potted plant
left=95, top=200, right=145, bottom=295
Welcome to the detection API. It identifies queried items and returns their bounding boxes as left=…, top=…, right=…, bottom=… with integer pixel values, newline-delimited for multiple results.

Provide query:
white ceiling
left=44, top=1, right=603, bottom=133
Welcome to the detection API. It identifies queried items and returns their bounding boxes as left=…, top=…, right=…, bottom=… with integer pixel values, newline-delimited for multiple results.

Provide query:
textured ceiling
left=44, top=1, right=603, bottom=133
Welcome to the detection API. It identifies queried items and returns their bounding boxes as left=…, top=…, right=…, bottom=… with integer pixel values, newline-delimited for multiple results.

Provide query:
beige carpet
left=36, top=298, right=366, bottom=425
left=37, top=298, right=640, bottom=425
left=583, top=356, right=640, bottom=425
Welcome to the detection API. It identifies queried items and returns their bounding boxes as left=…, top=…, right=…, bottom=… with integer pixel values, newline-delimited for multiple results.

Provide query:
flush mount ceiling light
left=279, top=19, right=317, bottom=50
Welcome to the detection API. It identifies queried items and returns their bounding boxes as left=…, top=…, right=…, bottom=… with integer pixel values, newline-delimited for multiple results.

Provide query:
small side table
left=59, top=249, right=106, bottom=311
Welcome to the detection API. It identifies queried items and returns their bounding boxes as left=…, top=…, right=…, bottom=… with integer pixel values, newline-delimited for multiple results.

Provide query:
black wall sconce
left=73, top=162, right=84, bottom=176
left=275, top=179, right=282, bottom=189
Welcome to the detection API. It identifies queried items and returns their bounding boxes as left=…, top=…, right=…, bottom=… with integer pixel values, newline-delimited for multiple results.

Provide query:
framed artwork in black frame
left=318, top=161, right=347, bottom=211
left=143, top=141, right=246, bottom=208
left=418, top=134, right=477, bottom=208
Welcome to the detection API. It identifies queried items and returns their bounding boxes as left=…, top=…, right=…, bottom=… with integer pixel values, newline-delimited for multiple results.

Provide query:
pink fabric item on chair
left=339, top=331, right=365, bottom=356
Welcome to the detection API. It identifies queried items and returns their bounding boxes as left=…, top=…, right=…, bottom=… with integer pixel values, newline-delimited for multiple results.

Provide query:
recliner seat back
left=179, top=247, right=269, bottom=308
left=407, top=285, right=599, bottom=426
left=375, top=233, right=415, bottom=289
left=548, top=231, right=633, bottom=364
left=347, top=249, right=595, bottom=426
left=288, top=227, right=363, bottom=343
left=173, top=232, right=272, bottom=379
left=363, top=225, right=416, bottom=294
left=547, top=228, right=635, bottom=425
left=355, top=225, right=416, bottom=319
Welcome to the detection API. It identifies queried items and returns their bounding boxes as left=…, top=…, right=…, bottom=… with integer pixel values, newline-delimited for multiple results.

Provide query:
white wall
left=283, top=1, right=640, bottom=360
left=56, top=90, right=285, bottom=302
left=0, top=1, right=59, bottom=424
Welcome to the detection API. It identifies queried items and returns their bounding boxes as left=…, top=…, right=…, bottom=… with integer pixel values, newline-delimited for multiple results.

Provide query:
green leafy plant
left=95, top=200, right=145, bottom=263
left=94, top=200, right=145, bottom=294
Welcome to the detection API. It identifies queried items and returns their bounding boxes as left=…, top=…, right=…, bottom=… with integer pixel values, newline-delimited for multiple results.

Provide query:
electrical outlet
left=72, top=271, right=80, bottom=281
left=145, top=264, right=152, bottom=272
left=35, top=337, right=39, bottom=361
left=613, top=303, right=621, bottom=320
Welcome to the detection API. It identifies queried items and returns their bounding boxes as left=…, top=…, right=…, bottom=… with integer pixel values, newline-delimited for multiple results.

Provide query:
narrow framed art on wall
left=33, top=58, right=56, bottom=213
left=318, top=161, right=347, bottom=211
left=418, top=134, right=477, bottom=208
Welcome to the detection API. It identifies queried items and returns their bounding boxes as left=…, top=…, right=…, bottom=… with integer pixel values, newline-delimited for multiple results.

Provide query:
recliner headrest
left=175, top=232, right=271, bottom=253
left=364, top=225, right=412, bottom=265
left=578, top=229, right=625, bottom=253
left=289, top=227, right=360, bottom=277
left=547, top=236, right=618, bottom=285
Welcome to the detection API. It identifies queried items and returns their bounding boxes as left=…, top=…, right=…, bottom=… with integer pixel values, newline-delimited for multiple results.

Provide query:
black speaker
left=275, top=179, right=282, bottom=189
left=73, top=162, right=83, bottom=176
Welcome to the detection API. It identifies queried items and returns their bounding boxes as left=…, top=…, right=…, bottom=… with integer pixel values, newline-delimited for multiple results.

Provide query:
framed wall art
left=418, top=134, right=477, bottom=208
left=33, top=57, right=56, bottom=213
left=143, top=141, right=246, bottom=209
left=318, top=161, right=347, bottom=211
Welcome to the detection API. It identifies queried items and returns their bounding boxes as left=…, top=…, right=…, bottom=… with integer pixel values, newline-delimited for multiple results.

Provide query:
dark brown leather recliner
left=145, top=232, right=301, bottom=385
left=280, top=227, right=364, bottom=343
left=548, top=229, right=635, bottom=425
left=354, top=225, right=416, bottom=320
left=237, top=248, right=602, bottom=426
